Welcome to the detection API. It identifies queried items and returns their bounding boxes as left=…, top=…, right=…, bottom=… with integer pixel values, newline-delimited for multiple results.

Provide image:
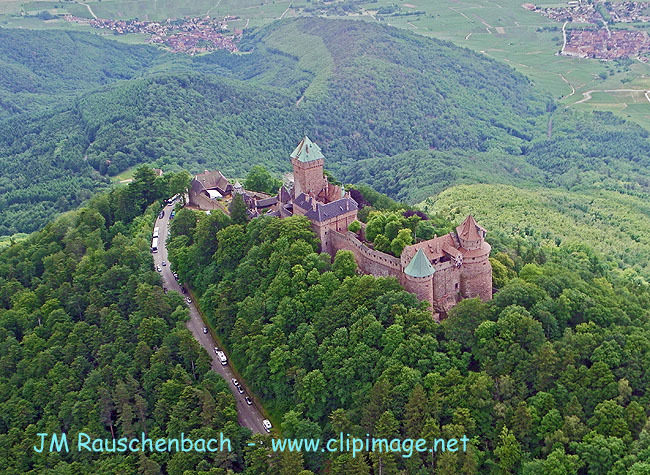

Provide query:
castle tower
left=456, top=215, right=486, bottom=250
left=291, top=136, right=326, bottom=198
left=402, top=248, right=435, bottom=314
left=456, top=215, right=492, bottom=301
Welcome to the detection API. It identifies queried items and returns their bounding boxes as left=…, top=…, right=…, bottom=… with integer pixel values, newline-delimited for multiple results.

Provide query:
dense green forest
left=422, top=183, right=650, bottom=280
left=0, top=28, right=163, bottom=119
left=0, top=170, right=254, bottom=474
left=163, top=191, right=650, bottom=474
left=2, top=172, right=650, bottom=473
left=3, top=18, right=650, bottom=236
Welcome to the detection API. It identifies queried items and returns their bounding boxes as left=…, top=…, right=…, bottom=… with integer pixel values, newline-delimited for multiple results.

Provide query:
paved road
left=153, top=203, right=267, bottom=434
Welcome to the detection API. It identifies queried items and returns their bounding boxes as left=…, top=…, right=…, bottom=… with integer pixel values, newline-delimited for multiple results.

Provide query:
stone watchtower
left=401, top=248, right=435, bottom=309
left=291, top=136, right=326, bottom=198
left=455, top=215, right=492, bottom=302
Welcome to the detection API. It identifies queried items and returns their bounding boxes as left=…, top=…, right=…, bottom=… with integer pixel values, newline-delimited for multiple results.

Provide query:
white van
left=262, top=420, right=272, bottom=432
left=216, top=351, right=227, bottom=366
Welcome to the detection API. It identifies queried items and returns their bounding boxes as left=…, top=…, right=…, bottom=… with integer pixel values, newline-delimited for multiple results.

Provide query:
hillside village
left=64, top=14, right=240, bottom=54
left=527, top=1, right=650, bottom=60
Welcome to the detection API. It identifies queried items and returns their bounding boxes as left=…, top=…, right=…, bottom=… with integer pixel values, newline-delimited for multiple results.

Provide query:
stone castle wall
left=329, top=230, right=401, bottom=278
left=328, top=229, right=492, bottom=320
left=402, top=274, right=434, bottom=309
left=432, top=263, right=462, bottom=302
left=292, top=158, right=325, bottom=197
left=460, top=259, right=493, bottom=301
left=189, top=192, right=221, bottom=210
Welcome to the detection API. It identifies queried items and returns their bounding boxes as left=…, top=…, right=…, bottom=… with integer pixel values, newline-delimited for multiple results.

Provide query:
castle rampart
left=192, top=136, right=493, bottom=320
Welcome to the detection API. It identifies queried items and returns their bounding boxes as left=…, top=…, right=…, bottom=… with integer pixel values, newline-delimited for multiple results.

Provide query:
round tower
left=401, top=248, right=435, bottom=311
left=456, top=216, right=492, bottom=301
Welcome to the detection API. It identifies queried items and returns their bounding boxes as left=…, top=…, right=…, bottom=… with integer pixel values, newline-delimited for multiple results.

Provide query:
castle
left=188, top=136, right=492, bottom=320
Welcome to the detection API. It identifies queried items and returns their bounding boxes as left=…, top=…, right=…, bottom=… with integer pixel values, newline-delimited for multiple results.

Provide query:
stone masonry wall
left=330, top=230, right=401, bottom=278
left=292, top=158, right=325, bottom=197
left=189, top=192, right=220, bottom=210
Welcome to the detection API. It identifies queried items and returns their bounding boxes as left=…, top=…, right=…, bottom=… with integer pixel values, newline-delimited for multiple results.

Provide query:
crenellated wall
left=327, top=229, right=492, bottom=320
left=329, top=230, right=401, bottom=278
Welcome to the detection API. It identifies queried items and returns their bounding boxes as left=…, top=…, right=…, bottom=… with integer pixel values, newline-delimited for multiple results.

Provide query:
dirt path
left=449, top=7, right=472, bottom=22
left=76, top=1, right=97, bottom=19
left=279, top=5, right=291, bottom=19
left=559, top=73, right=575, bottom=98
left=574, top=89, right=650, bottom=105
left=206, top=0, right=223, bottom=17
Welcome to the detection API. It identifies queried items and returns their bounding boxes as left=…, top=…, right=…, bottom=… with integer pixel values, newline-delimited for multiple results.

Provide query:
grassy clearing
left=110, top=165, right=138, bottom=183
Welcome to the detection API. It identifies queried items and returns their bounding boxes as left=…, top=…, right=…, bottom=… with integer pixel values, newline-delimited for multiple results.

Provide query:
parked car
left=237, top=384, right=244, bottom=394
left=203, top=327, right=208, bottom=334
left=159, top=210, right=164, bottom=218
left=161, top=261, right=167, bottom=266
left=185, top=297, right=192, bottom=304
left=262, top=420, right=272, bottom=432
left=156, top=265, right=161, bottom=272
left=245, top=397, right=252, bottom=405
left=216, top=351, right=227, bottom=366
left=214, top=347, right=219, bottom=354
left=231, top=378, right=239, bottom=386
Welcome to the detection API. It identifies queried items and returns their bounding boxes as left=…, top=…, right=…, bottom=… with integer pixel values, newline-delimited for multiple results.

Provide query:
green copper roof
left=291, top=136, right=325, bottom=162
left=404, top=248, right=435, bottom=278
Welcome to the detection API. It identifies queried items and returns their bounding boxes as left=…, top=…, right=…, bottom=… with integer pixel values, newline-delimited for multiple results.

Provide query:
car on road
left=214, top=347, right=220, bottom=354
left=203, top=327, right=208, bottom=334
left=231, top=378, right=239, bottom=386
left=185, top=297, right=192, bottom=304
left=161, top=261, right=167, bottom=266
left=237, top=384, right=244, bottom=394
left=173, top=273, right=179, bottom=280
left=262, top=420, right=272, bottom=432
left=216, top=351, right=227, bottom=366
left=156, top=265, right=161, bottom=272
left=159, top=210, right=164, bottom=218
left=245, top=397, right=252, bottom=405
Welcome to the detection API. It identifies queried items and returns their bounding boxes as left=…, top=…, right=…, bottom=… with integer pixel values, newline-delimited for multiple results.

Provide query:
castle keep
left=189, top=137, right=493, bottom=319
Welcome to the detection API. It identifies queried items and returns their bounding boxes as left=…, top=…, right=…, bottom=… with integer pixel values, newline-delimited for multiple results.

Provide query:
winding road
left=153, top=204, right=267, bottom=434
left=573, top=89, right=650, bottom=105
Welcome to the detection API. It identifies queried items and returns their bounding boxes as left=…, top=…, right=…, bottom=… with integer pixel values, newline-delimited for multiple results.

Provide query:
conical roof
left=291, top=136, right=325, bottom=163
left=404, top=248, right=435, bottom=278
left=456, top=215, right=481, bottom=240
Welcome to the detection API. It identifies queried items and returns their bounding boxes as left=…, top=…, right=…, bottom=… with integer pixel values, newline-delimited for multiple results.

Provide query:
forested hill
left=2, top=18, right=650, bottom=235
left=0, top=170, right=252, bottom=473
left=0, top=29, right=163, bottom=118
